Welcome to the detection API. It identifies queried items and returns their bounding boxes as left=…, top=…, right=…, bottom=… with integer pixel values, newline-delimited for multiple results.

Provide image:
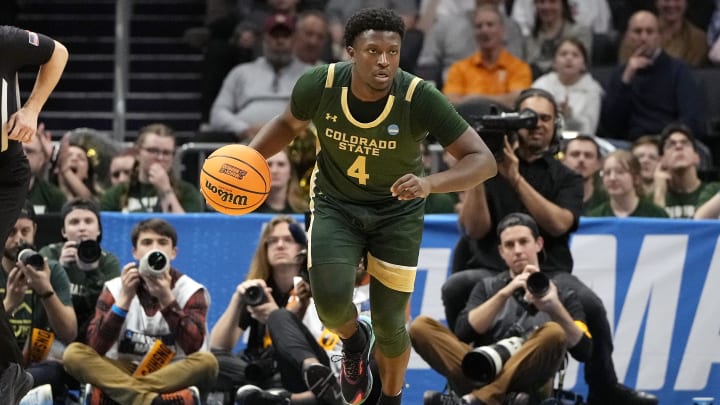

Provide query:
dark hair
left=562, top=134, right=601, bottom=159
left=532, top=0, right=575, bottom=38
left=659, top=122, right=696, bottom=154
left=343, top=8, right=404, bottom=48
left=131, top=218, right=178, bottom=248
left=18, top=200, right=37, bottom=224
left=514, top=87, right=562, bottom=148
left=497, top=213, right=541, bottom=239
left=554, top=37, right=589, bottom=65
left=60, top=198, right=103, bottom=242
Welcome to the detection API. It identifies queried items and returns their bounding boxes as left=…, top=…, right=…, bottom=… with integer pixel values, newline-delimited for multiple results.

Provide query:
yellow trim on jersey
left=306, top=164, right=319, bottom=269
left=366, top=252, right=416, bottom=292
left=340, top=87, right=395, bottom=129
left=574, top=320, right=592, bottom=338
left=325, top=63, right=336, bottom=88
left=405, top=77, right=421, bottom=102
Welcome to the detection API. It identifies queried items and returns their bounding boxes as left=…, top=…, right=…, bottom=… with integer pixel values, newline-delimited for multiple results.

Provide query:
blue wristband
left=111, top=304, right=128, bottom=318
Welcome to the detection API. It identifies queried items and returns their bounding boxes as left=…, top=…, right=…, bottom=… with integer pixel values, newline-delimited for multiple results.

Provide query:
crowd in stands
left=5, top=1, right=720, bottom=404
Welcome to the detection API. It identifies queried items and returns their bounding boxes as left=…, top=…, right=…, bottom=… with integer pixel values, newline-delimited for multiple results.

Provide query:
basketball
left=200, top=144, right=271, bottom=215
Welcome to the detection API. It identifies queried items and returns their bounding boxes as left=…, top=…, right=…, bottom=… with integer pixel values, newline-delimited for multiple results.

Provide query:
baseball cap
left=264, top=13, right=295, bottom=35
left=496, top=212, right=540, bottom=239
left=18, top=201, right=37, bottom=224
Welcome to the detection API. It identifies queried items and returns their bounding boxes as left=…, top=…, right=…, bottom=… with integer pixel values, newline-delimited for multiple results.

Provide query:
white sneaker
left=18, top=384, right=53, bottom=405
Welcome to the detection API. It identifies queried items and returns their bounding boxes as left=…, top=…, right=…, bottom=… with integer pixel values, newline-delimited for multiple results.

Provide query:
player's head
left=344, top=8, right=405, bottom=93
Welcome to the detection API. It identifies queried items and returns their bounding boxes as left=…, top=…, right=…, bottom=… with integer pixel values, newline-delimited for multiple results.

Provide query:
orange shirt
left=442, top=49, right=532, bottom=96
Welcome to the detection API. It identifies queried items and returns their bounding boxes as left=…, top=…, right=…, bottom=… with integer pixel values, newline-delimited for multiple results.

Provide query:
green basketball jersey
left=291, top=62, right=468, bottom=203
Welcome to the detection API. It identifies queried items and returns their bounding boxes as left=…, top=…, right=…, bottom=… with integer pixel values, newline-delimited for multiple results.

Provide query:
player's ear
left=346, top=46, right=355, bottom=59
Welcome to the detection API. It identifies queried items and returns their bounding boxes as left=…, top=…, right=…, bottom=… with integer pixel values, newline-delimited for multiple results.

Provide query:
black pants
left=27, top=360, right=79, bottom=399
left=441, top=269, right=618, bottom=392
left=0, top=150, right=30, bottom=370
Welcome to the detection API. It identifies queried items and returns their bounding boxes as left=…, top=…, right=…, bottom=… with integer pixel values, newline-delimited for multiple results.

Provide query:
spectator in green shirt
left=588, top=150, right=668, bottom=218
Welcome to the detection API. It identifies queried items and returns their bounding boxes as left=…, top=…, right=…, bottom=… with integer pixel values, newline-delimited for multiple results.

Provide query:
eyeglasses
left=265, top=236, right=296, bottom=247
left=141, top=147, right=174, bottom=157
left=111, top=169, right=132, bottom=179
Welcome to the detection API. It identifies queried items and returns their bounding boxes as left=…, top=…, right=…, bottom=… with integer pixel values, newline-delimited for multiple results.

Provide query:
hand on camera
left=525, top=280, right=560, bottom=315
left=143, top=268, right=174, bottom=307
left=117, top=262, right=141, bottom=309
left=4, top=266, right=29, bottom=312
left=60, top=241, right=78, bottom=266
left=17, top=258, right=52, bottom=296
left=498, top=135, right=520, bottom=187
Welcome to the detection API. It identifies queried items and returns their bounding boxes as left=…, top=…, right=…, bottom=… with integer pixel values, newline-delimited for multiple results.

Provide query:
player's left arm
left=250, top=105, right=309, bottom=159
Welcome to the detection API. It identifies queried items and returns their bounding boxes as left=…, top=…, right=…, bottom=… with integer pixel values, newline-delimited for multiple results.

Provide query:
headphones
left=514, top=88, right=564, bottom=149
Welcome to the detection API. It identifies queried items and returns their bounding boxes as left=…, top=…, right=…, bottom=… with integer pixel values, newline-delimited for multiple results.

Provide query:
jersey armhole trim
left=405, top=77, right=421, bottom=102
left=325, top=63, right=336, bottom=88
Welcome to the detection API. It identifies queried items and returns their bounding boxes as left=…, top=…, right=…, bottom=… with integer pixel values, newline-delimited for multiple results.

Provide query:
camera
left=526, top=272, right=550, bottom=298
left=243, top=285, right=268, bottom=307
left=471, top=107, right=538, bottom=161
left=18, top=245, right=44, bottom=270
left=461, top=335, right=525, bottom=383
left=77, top=239, right=102, bottom=264
left=138, top=250, right=169, bottom=278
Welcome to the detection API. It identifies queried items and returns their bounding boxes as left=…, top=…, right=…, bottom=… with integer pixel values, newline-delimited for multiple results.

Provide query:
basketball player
left=0, top=26, right=67, bottom=404
left=249, top=8, right=497, bottom=405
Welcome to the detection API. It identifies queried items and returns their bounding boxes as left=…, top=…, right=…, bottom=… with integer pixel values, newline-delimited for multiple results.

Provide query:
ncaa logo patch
left=26, top=31, right=39, bottom=47
left=387, top=124, right=399, bottom=136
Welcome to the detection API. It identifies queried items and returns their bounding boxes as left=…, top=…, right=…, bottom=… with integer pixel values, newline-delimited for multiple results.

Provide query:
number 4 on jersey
left=347, top=156, right=370, bottom=185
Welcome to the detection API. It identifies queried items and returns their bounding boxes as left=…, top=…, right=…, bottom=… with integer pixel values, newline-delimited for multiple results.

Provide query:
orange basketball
left=200, top=144, right=271, bottom=215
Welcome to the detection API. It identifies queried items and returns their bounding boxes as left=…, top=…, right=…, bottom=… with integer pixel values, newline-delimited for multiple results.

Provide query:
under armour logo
left=325, top=113, right=337, bottom=122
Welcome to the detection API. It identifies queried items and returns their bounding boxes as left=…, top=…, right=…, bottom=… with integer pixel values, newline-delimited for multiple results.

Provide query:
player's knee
left=374, top=318, right=410, bottom=358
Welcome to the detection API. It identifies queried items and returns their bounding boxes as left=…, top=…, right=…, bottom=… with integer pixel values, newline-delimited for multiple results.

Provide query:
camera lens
left=77, top=240, right=102, bottom=264
left=526, top=272, right=549, bottom=298
left=18, top=248, right=44, bottom=270
left=244, top=285, right=267, bottom=306
left=138, top=250, right=170, bottom=278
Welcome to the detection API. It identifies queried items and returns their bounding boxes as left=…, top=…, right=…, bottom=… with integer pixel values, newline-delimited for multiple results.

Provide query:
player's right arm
left=249, top=65, right=326, bottom=159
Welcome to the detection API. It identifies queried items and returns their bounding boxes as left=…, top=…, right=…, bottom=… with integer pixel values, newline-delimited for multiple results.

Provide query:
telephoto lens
left=138, top=250, right=170, bottom=278
left=526, top=272, right=550, bottom=298
left=462, top=336, right=525, bottom=382
left=77, top=239, right=102, bottom=264
left=18, top=248, right=44, bottom=270
left=244, top=285, right=268, bottom=307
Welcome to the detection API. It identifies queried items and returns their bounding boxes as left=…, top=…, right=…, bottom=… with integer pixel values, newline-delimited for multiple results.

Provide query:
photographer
left=445, top=88, right=657, bottom=404
left=62, top=218, right=218, bottom=405
left=0, top=202, right=77, bottom=398
left=209, top=215, right=314, bottom=404
left=38, top=198, right=120, bottom=343
left=410, top=213, right=592, bottom=405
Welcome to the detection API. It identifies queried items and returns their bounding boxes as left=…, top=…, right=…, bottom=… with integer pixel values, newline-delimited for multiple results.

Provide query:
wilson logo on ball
left=200, top=144, right=271, bottom=215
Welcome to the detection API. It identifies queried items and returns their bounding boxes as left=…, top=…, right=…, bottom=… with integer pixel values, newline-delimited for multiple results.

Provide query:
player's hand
left=147, top=163, right=172, bottom=192
left=391, top=174, right=431, bottom=200
left=498, top=135, right=520, bottom=187
left=59, top=241, right=78, bottom=266
left=6, top=107, right=39, bottom=143
left=117, top=263, right=141, bottom=309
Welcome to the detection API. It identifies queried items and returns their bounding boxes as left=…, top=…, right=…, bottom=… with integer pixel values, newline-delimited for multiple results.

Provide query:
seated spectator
left=256, top=149, right=309, bottom=214
left=62, top=218, right=219, bottom=405
left=600, top=10, right=706, bottom=141
left=630, top=135, right=662, bottom=198
left=523, top=0, right=593, bottom=77
left=417, top=0, right=525, bottom=84
left=619, top=0, right=708, bottom=66
left=695, top=190, right=720, bottom=219
left=52, top=136, right=100, bottom=202
left=653, top=123, right=720, bottom=218
left=561, top=135, right=607, bottom=214
left=38, top=199, right=120, bottom=342
left=108, top=147, right=138, bottom=187
left=209, top=215, right=307, bottom=402
left=443, top=5, right=532, bottom=108
left=20, top=199, right=121, bottom=402
left=512, top=0, right=612, bottom=36
left=100, top=124, right=204, bottom=213
left=209, top=14, right=312, bottom=142
left=294, top=10, right=331, bottom=65
left=533, top=37, right=603, bottom=134
left=22, top=126, right=65, bottom=214
left=411, top=213, right=592, bottom=405
left=1, top=202, right=77, bottom=399
left=587, top=150, right=668, bottom=218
